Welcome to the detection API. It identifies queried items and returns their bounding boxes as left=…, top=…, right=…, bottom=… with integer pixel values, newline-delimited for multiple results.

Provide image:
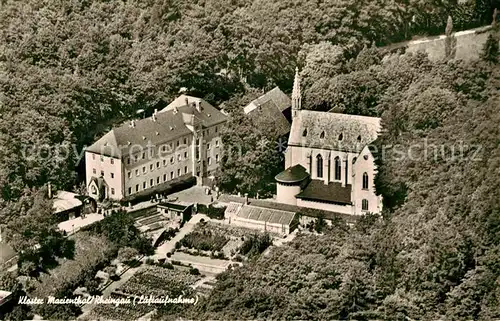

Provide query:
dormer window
left=338, top=133, right=343, bottom=141
left=302, top=129, right=307, bottom=137
left=320, top=131, right=325, bottom=139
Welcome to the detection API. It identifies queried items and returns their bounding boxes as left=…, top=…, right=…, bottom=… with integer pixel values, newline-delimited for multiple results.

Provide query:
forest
left=0, top=0, right=499, bottom=319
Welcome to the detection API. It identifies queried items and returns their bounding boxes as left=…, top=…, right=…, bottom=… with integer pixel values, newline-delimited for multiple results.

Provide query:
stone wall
left=383, top=25, right=494, bottom=61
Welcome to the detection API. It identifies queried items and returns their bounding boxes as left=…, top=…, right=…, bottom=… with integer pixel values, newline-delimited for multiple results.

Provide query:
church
left=275, top=69, right=383, bottom=215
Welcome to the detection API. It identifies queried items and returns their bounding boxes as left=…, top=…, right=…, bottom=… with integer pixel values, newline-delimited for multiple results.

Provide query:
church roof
left=296, top=180, right=352, bottom=205
left=288, top=111, right=381, bottom=153
left=275, top=164, right=309, bottom=184
left=86, top=95, right=227, bottom=158
left=243, top=87, right=291, bottom=136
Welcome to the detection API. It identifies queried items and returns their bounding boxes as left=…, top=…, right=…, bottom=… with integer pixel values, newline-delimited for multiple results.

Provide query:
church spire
left=292, top=67, right=301, bottom=117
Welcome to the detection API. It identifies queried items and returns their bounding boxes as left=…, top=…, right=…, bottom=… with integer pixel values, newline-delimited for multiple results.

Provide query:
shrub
left=239, top=233, right=272, bottom=258
left=162, top=262, right=174, bottom=270
left=189, top=267, right=200, bottom=275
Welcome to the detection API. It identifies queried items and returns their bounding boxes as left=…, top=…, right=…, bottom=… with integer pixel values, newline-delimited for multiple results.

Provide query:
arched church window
left=362, top=199, right=369, bottom=211
left=316, top=154, right=323, bottom=178
left=362, top=172, right=369, bottom=189
left=334, top=156, right=341, bottom=180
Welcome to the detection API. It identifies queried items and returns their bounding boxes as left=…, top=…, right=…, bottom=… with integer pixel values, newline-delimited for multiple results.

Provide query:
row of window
left=125, top=139, right=220, bottom=165
left=92, top=169, right=114, bottom=178
left=127, top=154, right=219, bottom=178
left=127, top=167, right=188, bottom=195
left=302, top=130, right=362, bottom=142
left=314, top=154, right=369, bottom=189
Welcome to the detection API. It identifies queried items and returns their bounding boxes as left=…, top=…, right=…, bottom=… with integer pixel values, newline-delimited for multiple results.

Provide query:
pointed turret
left=292, top=67, right=301, bottom=117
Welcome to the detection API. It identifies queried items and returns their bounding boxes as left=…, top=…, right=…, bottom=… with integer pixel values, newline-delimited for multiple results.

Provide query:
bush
left=179, top=230, right=228, bottom=252
left=171, top=260, right=182, bottom=266
left=175, top=241, right=181, bottom=249
left=239, top=234, right=272, bottom=258
left=189, top=267, right=200, bottom=275
left=162, top=262, right=174, bottom=270
left=145, top=258, right=155, bottom=265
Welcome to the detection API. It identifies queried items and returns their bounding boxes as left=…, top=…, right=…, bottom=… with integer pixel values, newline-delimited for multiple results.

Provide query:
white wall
left=352, top=146, right=382, bottom=214
left=85, top=151, right=123, bottom=200
left=296, top=198, right=354, bottom=215
left=276, top=183, right=300, bottom=205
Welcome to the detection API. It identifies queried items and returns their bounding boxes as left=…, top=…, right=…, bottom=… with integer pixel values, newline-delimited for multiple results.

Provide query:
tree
left=444, top=16, right=457, bottom=60
left=481, top=34, right=499, bottom=63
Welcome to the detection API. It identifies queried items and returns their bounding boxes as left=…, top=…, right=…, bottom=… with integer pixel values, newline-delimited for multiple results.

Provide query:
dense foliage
left=239, top=233, right=272, bottom=258
left=179, top=230, right=229, bottom=252
left=83, top=210, right=154, bottom=255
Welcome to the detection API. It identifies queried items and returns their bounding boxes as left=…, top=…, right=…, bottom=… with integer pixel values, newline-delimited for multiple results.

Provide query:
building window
left=127, top=158, right=130, bottom=165
left=111, top=173, right=114, bottom=179
left=316, top=154, right=323, bottom=178
left=215, top=126, right=218, bottom=133
left=215, top=140, right=219, bottom=147
left=143, top=182, right=146, bottom=189
left=184, top=166, right=188, bottom=173
left=338, top=133, right=343, bottom=141
left=142, top=166, right=146, bottom=174
left=208, top=157, right=211, bottom=165
left=334, top=157, right=341, bottom=180
left=162, top=145, right=166, bottom=152
left=156, top=161, right=160, bottom=168
left=150, top=179, right=154, bottom=186
left=142, top=152, right=145, bottom=159
left=128, top=187, right=131, bottom=195
left=302, top=129, right=307, bottom=137
left=362, top=172, right=369, bottom=190
left=150, top=164, right=153, bottom=171
left=111, top=159, right=114, bottom=165
left=357, top=135, right=362, bottom=142
left=111, top=188, right=115, bottom=195
left=170, top=157, right=174, bottom=164
left=184, top=151, right=188, bottom=159
left=134, top=155, right=138, bottom=162
left=362, top=199, right=369, bottom=211
left=352, top=157, right=357, bottom=164
left=177, top=169, right=181, bottom=176
left=157, top=177, right=160, bottom=184
left=177, top=140, right=180, bottom=147
left=177, top=154, right=181, bottom=161
left=320, top=131, right=325, bottom=139
left=135, top=169, right=139, bottom=176
left=92, top=154, right=96, bottom=160
left=100, top=155, right=104, bottom=162
left=100, top=170, right=104, bottom=177
left=127, top=171, right=131, bottom=179
left=163, top=174, right=167, bottom=181
left=136, top=184, right=139, bottom=192
left=207, top=143, right=211, bottom=150
left=183, top=137, right=187, bottom=145
left=93, top=168, right=96, bottom=174
left=216, top=154, right=219, bottom=163
left=163, top=159, right=167, bottom=166
left=170, top=171, right=174, bottom=180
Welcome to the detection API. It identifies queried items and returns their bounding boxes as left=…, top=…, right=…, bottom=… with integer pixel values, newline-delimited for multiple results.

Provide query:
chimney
left=48, top=182, right=52, bottom=199
left=244, top=193, right=248, bottom=205
left=195, top=101, right=201, bottom=113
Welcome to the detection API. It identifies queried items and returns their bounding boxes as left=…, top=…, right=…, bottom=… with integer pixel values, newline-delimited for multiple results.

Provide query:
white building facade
left=85, top=95, right=227, bottom=202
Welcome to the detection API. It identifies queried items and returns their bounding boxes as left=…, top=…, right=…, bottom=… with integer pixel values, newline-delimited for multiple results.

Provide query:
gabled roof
left=53, top=191, right=83, bottom=214
left=236, top=205, right=296, bottom=225
left=296, top=180, right=352, bottom=205
left=275, top=164, right=309, bottom=184
left=86, top=95, right=227, bottom=158
left=289, top=111, right=381, bottom=153
left=244, top=87, right=291, bottom=136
